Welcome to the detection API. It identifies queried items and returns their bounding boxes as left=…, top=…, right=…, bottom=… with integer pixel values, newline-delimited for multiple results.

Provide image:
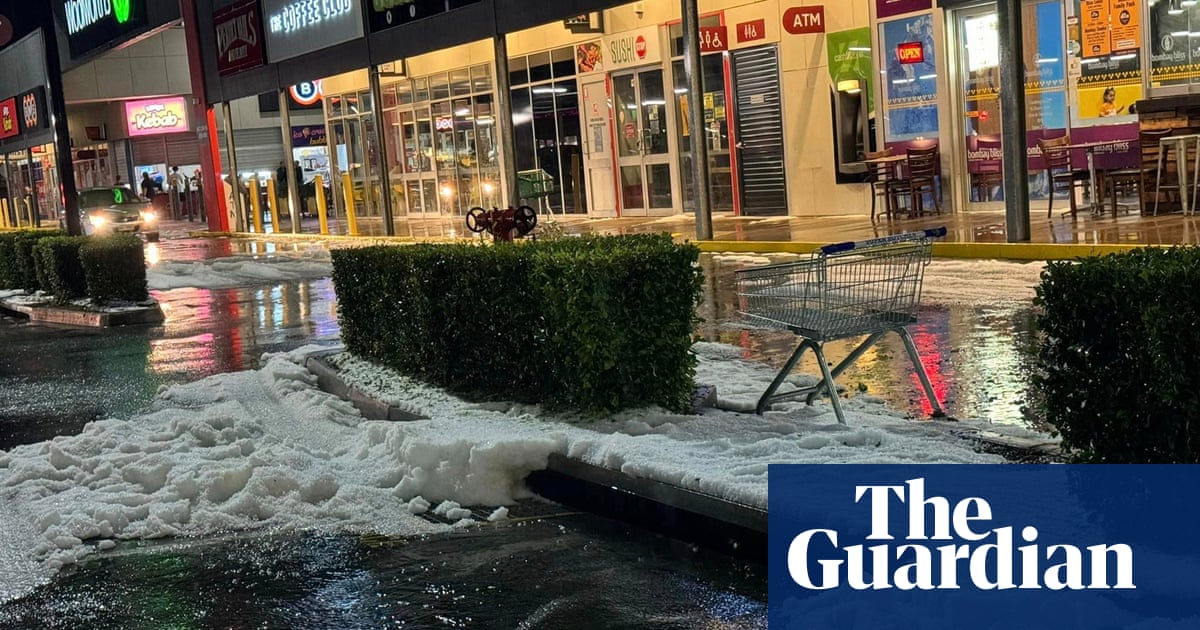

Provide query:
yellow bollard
left=0, top=198, right=8, bottom=228
left=314, top=175, right=329, bottom=235
left=250, top=178, right=264, bottom=233
left=266, top=178, right=281, bottom=233
left=342, top=173, right=358, bottom=236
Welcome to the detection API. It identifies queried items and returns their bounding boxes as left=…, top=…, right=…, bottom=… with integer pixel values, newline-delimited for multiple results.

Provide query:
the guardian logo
left=788, top=478, right=1135, bottom=591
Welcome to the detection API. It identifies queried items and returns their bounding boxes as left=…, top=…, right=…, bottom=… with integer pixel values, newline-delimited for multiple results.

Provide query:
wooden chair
left=1038, top=135, right=1087, bottom=218
left=890, top=145, right=941, bottom=216
left=1106, top=129, right=1170, bottom=216
left=865, top=149, right=895, bottom=222
left=968, top=135, right=1003, bottom=202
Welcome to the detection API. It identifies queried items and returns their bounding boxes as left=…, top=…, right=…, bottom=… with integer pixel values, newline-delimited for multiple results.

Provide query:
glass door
left=956, top=6, right=1004, bottom=211
left=612, top=68, right=674, bottom=216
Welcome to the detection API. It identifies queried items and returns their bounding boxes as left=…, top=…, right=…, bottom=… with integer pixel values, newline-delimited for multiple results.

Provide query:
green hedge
left=1036, top=247, right=1200, bottom=463
left=0, top=230, right=65, bottom=292
left=331, top=235, right=703, bottom=413
left=79, top=234, right=148, bottom=303
left=33, top=236, right=89, bottom=303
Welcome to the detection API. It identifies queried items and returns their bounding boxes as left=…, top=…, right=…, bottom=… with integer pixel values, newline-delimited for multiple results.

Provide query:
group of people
left=139, top=166, right=201, bottom=221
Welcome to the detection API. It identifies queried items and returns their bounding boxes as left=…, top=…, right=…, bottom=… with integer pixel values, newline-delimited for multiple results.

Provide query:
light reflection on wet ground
left=696, top=256, right=1041, bottom=427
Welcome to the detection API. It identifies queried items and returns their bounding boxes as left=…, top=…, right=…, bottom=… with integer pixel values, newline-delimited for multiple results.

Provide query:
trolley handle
left=819, top=227, right=947, bottom=255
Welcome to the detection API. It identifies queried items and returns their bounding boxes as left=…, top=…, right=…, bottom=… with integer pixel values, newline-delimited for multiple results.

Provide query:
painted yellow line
left=696, top=240, right=1151, bottom=260
left=187, top=230, right=460, bottom=244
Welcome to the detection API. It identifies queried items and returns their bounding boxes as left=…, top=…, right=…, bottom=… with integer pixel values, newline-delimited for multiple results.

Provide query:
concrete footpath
left=189, top=206, right=1198, bottom=260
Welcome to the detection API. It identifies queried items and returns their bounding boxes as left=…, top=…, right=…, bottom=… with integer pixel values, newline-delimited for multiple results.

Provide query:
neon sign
left=125, top=97, right=189, bottom=137
left=289, top=80, right=323, bottom=106
left=897, top=41, right=925, bottom=64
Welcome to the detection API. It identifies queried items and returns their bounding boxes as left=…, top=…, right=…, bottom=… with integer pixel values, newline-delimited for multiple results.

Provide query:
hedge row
left=331, top=235, right=704, bottom=413
left=0, top=230, right=147, bottom=304
left=1036, top=247, right=1200, bottom=463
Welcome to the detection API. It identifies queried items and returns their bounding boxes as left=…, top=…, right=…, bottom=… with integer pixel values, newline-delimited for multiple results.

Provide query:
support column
left=278, top=90, right=302, bottom=233
left=682, top=0, right=713, bottom=240
left=493, top=33, right=518, bottom=209
left=181, top=0, right=227, bottom=230
left=369, top=66, right=396, bottom=235
left=41, top=23, right=79, bottom=235
left=221, top=102, right=247, bottom=232
left=998, top=0, right=1030, bottom=242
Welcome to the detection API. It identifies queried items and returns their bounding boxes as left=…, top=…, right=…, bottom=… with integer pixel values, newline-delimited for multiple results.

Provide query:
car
left=66, top=186, right=160, bottom=242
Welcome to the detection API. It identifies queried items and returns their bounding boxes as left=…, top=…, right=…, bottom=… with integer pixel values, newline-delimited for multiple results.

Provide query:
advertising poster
left=881, top=14, right=938, bottom=140
left=1072, top=0, right=1142, bottom=121
left=826, top=28, right=875, bottom=111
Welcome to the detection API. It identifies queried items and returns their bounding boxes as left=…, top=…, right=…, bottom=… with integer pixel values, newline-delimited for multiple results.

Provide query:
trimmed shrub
left=33, top=236, right=89, bottom=303
left=0, top=230, right=65, bottom=292
left=331, top=235, right=703, bottom=413
left=79, top=234, right=148, bottom=303
left=1036, top=247, right=1200, bottom=463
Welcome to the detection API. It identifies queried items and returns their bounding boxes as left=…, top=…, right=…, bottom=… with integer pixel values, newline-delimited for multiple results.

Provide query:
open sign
left=896, top=41, right=925, bottom=64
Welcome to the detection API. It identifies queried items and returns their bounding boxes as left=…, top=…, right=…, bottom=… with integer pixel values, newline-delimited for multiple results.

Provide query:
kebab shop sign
left=125, top=97, right=189, bottom=137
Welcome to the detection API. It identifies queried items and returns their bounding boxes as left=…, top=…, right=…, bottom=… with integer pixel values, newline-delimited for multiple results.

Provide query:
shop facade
left=0, top=31, right=61, bottom=228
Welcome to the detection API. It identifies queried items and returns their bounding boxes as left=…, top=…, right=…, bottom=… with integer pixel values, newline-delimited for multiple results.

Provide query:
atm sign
left=897, top=41, right=925, bottom=64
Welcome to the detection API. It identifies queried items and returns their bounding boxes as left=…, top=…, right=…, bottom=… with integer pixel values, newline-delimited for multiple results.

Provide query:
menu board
left=1080, top=0, right=1109, bottom=58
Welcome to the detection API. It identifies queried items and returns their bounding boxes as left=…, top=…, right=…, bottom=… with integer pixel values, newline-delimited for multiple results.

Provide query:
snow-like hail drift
left=0, top=343, right=1041, bottom=603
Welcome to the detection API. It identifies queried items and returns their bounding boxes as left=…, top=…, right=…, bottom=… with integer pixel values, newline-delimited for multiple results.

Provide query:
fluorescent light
left=892, top=78, right=914, bottom=84
left=1036, top=58, right=1059, bottom=64
left=674, top=88, right=688, bottom=94
left=1110, top=53, right=1137, bottom=61
left=1172, top=31, right=1190, bottom=37
left=848, top=46, right=871, bottom=52
left=531, top=87, right=567, bottom=94
left=1184, top=0, right=1197, bottom=6
left=1080, top=57, right=1100, bottom=64
left=919, top=74, right=937, bottom=80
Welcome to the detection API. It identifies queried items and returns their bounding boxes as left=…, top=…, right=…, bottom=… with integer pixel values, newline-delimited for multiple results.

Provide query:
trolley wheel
left=513, top=205, right=537, bottom=235
left=466, top=207, right=489, bottom=233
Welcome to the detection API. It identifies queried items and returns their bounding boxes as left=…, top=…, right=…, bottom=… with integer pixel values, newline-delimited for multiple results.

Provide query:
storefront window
left=1149, top=0, right=1196, bottom=88
left=1071, top=0, right=1142, bottom=120
left=879, top=13, right=940, bottom=142
left=509, top=46, right=584, bottom=213
left=672, top=52, right=733, bottom=213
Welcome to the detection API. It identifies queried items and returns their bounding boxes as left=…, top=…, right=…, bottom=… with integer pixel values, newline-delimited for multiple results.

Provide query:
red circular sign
left=635, top=35, right=647, bottom=59
left=0, top=15, right=12, bottom=48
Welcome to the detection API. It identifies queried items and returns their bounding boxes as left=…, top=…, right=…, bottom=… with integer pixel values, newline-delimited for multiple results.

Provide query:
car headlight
left=140, top=210, right=157, bottom=223
left=88, top=214, right=107, bottom=227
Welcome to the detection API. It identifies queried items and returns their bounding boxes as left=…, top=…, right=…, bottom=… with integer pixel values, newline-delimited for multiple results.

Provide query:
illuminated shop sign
left=291, top=124, right=327, bottom=147
left=369, top=0, right=483, bottom=33
left=0, top=98, right=18, bottom=140
left=434, top=116, right=453, bottom=131
left=18, top=87, right=47, bottom=132
left=262, top=0, right=363, bottom=62
left=124, top=97, right=190, bottom=137
left=214, top=0, right=264, bottom=76
left=59, top=0, right=148, bottom=58
left=897, top=41, right=925, bottom=64
left=289, top=80, right=323, bottom=106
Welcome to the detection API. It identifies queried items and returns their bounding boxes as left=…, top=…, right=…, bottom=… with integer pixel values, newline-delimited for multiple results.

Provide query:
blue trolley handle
left=819, top=226, right=948, bottom=255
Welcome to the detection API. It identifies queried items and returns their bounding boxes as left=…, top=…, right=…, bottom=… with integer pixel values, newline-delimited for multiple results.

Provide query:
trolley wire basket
left=734, top=228, right=947, bottom=423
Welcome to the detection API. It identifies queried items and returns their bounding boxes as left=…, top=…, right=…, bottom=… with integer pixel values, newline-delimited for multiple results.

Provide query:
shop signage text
left=369, top=0, right=483, bottom=33
left=435, top=116, right=453, bottom=131
left=897, top=41, right=925, bottom=64
left=605, top=26, right=660, bottom=70
left=699, top=26, right=727, bottom=52
left=214, top=0, right=264, bottom=76
left=291, top=125, right=327, bottom=147
left=125, top=97, right=189, bottom=137
left=783, top=6, right=825, bottom=35
left=0, top=98, right=17, bottom=140
left=737, top=19, right=766, bottom=43
left=19, top=87, right=46, bottom=132
left=262, top=0, right=363, bottom=62
left=61, top=0, right=148, bottom=58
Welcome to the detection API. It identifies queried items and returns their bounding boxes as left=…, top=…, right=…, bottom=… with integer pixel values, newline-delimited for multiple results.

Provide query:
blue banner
left=769, top=465, right=1200, bottom=629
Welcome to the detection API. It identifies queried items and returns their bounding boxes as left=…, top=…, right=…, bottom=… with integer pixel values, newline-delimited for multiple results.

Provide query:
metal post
left=221, top=102, right=247, bottom=232
left=682, top=0, right=713, bottom=240
left=369, top=67, right=396, bottom=235
left=493, top=33, right=519, bottom=209
left=25, top=149, right=37, bottom=228
left=278, top=90, right=302, bottom=233
left=997, top=0, right=1030, bottom=242
left=41, top=22, right=80, bottom=235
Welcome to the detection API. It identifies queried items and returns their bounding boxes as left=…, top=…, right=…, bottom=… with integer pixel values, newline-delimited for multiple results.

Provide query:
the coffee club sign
left=369, top=0, right=483, bottom=33
left=60, top=0, right=148, bottom=58
left=124, top=97, right=189, bottom=137
left=262, top=0, right=363, bottom=62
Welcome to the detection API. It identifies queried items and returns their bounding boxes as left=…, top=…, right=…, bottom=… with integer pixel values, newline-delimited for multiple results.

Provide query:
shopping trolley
left=734, top=228, right=947, bottom=424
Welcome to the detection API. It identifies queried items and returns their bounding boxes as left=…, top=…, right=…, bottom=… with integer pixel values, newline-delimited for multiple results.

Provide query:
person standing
left=170, top=166, right=191, bottom=220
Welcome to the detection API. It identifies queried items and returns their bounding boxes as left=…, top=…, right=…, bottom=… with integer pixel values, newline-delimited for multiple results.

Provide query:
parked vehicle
left=63, top=187, right=159, bottom=242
